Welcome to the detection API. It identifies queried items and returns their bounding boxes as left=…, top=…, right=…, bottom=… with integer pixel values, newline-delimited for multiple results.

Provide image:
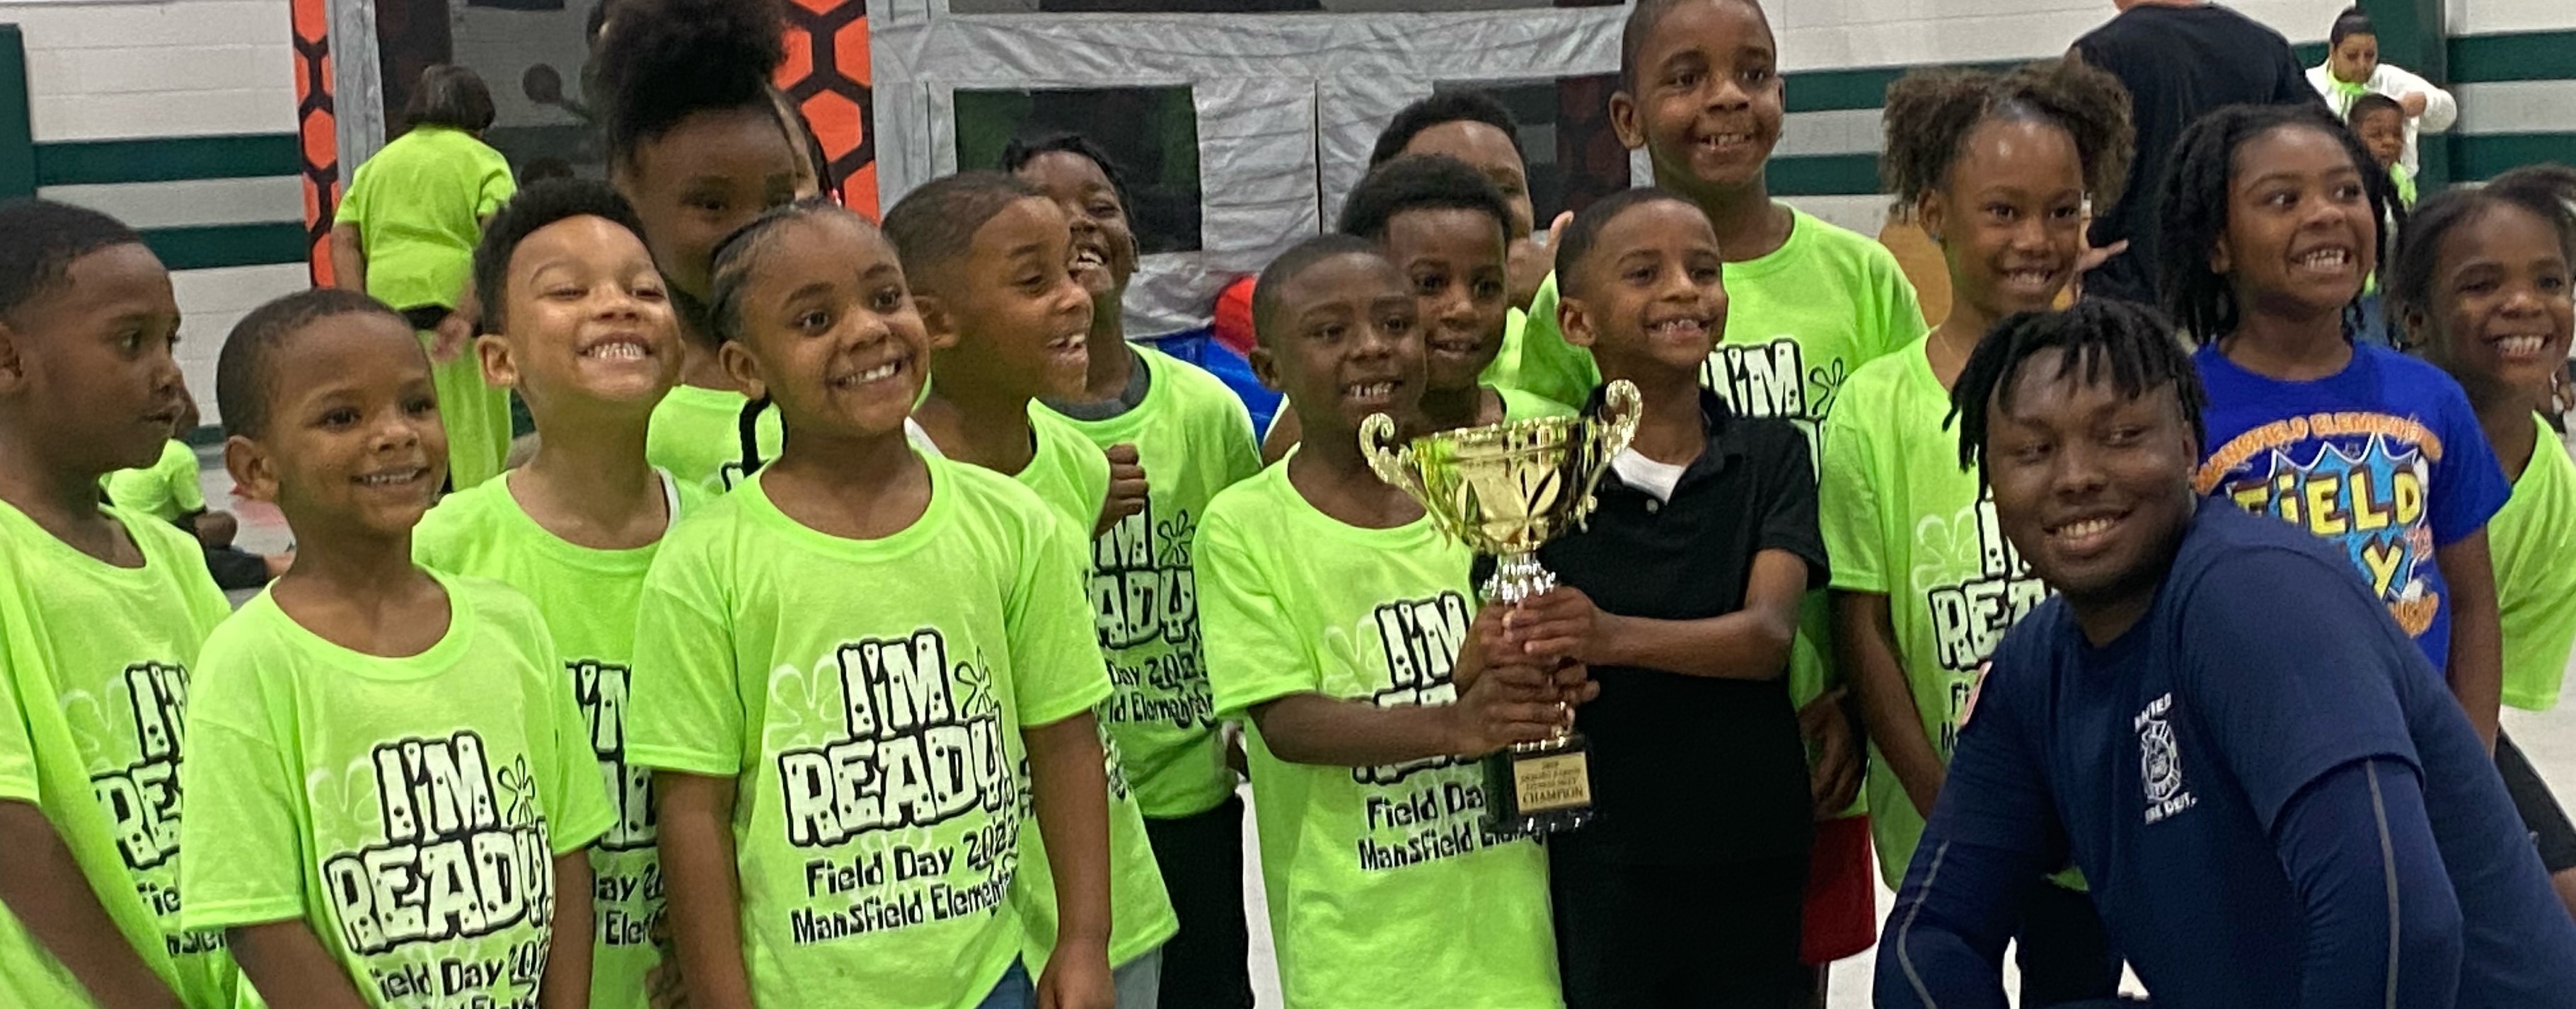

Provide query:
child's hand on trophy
left=1500, top=586, right=1609, bottom=668
left=1445, top=658, right=1568, bottom=757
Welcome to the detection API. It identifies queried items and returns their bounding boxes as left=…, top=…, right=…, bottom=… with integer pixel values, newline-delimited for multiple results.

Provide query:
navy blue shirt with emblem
left=1919, top=503, right=2575, bottom=1007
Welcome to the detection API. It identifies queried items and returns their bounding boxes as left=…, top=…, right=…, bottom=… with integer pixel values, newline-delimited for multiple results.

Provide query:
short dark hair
left=2346, top=91, right=2404, bottom=128
left=0, top=199, right=145, bottom=326
left=593, top=0, right=787, bottom=163
left=1368, top=91, right=1522, bottom=169
left=2156, top=103, right=2396, bottom=342
left=1950, top=299, right=2207, bottom=479
left=1881, top=57, right=2135, bottom=221
left=473, top=179, right=652, bottom=335
left=1552, top=187, right=1704, bottom=299
left=216, top=289, right=412, bottom=439
left=705, top=196, right=860, bottom=345
left=404, top=64, right=497, bottom=132
left=1000, top=131, right=1131, bottom=205
left=1336, top=155, right=1512, bottom=246
left=2330, top=6, right=2376, bottom=47
left=1622, top=0, right=1769, bottom=93
left=1251, top=233, right=1385, bottom=347
left=2389, top=163, right=2576, bottom=345
left=881, top=172, right=1046, bottom=295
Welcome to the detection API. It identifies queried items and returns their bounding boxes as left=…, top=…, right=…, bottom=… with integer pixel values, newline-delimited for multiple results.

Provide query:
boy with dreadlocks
left=1820, top=57, right=2132, bottom=1005
left=1878, top=297, right=2576, bottom=1008
left=2392, top=163, right=2576, bottom=918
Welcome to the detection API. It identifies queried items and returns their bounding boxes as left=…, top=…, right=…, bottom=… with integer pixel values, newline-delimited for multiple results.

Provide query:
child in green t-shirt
left=0, top=200, right=243, bottom=1009
left=2347, top=93, right=2418, bottom=209
left=1261, top=154, right=1571, bottom=461
left=180, top=289, right=613, bottom=1009
left=1818, top=59, right=2135, bottom=1003
left=1010, top=134, right=1263, bottom=1008
left=1197, top=235, right=1583, bottom=1009
left=592, top=0, right=814, bottom=492
left=103, top=388, right=291, bottom=591
left=883, top=171, right=1179, bottom=1004
left=630, top=199, right=1119, bottom=1009
left=415, top=179, right=703, bottom=1009
left=2389, top=163, right=2576, bottom=918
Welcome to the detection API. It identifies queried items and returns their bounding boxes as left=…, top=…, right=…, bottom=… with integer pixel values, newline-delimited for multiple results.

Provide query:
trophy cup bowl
left=1358, top=379, right=1643, bottom=834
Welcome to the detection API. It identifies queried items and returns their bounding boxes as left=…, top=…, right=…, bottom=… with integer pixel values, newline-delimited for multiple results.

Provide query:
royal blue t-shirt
left=1935, top=504, right=2576, bottom=1008
left=2193, top=342, right=2509, bottom=668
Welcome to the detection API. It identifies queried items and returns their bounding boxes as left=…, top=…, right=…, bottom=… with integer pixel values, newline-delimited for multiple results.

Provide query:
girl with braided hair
left=1817, top=54, right=2132, bottom=1004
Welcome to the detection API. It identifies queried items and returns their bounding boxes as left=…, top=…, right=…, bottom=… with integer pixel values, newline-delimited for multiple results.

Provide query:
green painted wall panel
left=35, top=134, right=301, bottom=187
left=0, top=26, right=32, bottom=200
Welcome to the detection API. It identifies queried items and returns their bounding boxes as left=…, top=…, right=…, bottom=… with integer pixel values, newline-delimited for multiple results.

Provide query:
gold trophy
left=1359, top=380, right=1643, bottom=835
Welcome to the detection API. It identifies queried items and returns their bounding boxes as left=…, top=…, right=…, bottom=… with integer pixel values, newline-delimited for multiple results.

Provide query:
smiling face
left=2415, top=203, right=2576, bottom=402
left=614, top=107, right=804, bottom=304
left=1982, top=349, right=2200, bottom=620
left=1924, top=117, right=2087, bottom=323
left=1561, top=198, right=1728, bottom=383
left=2211, top=125, right=2378, bottom=323
left=719, top=212, right=933, bottom=445
left=920, top=196, right=1094, bottom=402
left=1016, top=150, right=1141, bottom=311
left=1612, top=0, right=1785, bottom=200
left=1253, top=251, right=1426, bottom=445
left=233, top=311, right=446, bottom=541
left=2354, top=108, right=2405, bottom=169
left=0, top=243, right=187, bottom=475
left=1401, top=120, right=1536, bottom=238
left=484, top=215, right=681, bottom=421
left=2330, top=32, right=2379, bottom=85
left=1382, top=206, right=1510, bottom=394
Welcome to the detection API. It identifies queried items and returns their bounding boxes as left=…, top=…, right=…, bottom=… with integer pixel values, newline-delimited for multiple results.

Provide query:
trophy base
left=1480, top=730, right=1596, bottom=836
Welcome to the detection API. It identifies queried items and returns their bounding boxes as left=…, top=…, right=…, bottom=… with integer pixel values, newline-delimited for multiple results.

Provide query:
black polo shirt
left=1520, top=388, right=1827, bottom=867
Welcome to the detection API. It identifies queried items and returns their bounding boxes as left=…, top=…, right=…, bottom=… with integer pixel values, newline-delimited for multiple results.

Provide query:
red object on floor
left=1212, top=274, right=1257, bottom=357
left=1801, top=813, right=1878, bottom=964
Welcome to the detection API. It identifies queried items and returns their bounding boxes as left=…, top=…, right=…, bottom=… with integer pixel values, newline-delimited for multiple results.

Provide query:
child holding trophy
left=1195, top=235, right=1580, bottom=1009
left=1501, top=188, right=1827, bottom=1008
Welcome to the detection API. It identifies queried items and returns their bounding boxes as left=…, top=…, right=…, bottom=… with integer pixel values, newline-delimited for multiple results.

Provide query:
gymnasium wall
left=0, top=0, right=309, bottom=427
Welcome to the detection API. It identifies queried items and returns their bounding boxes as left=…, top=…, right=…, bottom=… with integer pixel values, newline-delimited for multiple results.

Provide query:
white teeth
left=860, top=362, right=899, bottom=382
left=584, top=340, right=647, bottom=360
left=1074, top=249, right=1106, bottom=267
left=1651, top=318, right=1706, bottom=336
left=2497, top=335, right=2547, bottom=356
left=1348, top=382, right=1394, bottom=398
left=359, top=469, right=416, bottom=487
left=2297, top=250, right=2350, bottom=269
left=2053, top=517, right=2115, bottom=539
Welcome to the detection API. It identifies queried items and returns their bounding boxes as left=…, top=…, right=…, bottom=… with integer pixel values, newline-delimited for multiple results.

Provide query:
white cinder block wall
left=3, top=0, right=308, bottom=425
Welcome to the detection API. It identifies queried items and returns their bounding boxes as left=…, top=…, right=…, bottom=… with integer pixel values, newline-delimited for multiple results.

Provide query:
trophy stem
left=1484, top=551, right=1556, bottom=606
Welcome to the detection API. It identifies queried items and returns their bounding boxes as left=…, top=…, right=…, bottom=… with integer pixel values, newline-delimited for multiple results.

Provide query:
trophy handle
left=1564, top=380, right=1645, bottom=529
left=1358, top=412, right=1432, bottom=504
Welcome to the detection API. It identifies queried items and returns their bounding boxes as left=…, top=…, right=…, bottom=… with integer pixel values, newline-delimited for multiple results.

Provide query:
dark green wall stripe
left=2292, top=41, right=2328, bottom=67
left=1, top=26, right=33, bottom=200
left=2449, top=30, right=2576, bottom=83
left=1769, top=153, right=1883, bottom=197
left=139, top=222, right=308, bottom=271
left=2453, top=133, right=2576, bottom=180
left=35, top=133, right=299, bottom=186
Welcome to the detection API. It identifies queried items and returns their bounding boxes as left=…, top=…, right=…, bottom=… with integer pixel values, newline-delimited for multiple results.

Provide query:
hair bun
left=595, top=0, right=786, bottom=155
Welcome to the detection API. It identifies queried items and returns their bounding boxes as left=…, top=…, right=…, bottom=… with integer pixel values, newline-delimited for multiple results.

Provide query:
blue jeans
left=976, top=961, right=1034, bottom=1009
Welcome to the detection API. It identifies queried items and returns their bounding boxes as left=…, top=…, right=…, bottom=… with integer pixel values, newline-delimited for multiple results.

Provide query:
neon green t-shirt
left=646, top=385, right=782, bottom=495
left=625, top=459, right=1112, bottom=1009
left=948, top=407, right=1177, bottom=970
left=178, top=571, right=615, bottom=1008
left=337, top=125, right=516, bottom=312
left=1037, top=347, right=1261, bottom=817
left=104, top=441, right=207, bottom=525
left=1197, top=463, right=1561, bottom=1009
left=1818, top=340, right=2051, bottom=884
left=0, top=502, right=238, bottom=1009
left=413, top=470, right=708, bottom=1009
left=2492, top=415, right=2576, bottom=712
left=1513, top=206, right=1924, bottom=814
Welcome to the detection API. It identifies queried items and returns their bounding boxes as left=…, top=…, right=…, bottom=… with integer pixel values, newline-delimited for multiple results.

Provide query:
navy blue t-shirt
left=1936, top=503, right=2576, bottom=1007
left=2193, top=342, right=2509, bottom=667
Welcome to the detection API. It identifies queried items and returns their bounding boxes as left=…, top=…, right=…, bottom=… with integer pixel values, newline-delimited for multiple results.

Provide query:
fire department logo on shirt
left=2136, top=693, right=2196, bottom=824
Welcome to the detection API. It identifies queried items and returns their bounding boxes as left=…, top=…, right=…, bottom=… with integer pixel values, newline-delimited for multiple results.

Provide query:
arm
left=328, top=224, right=366, bottom=294
left=2272, top=758, right=2464, bottom=1009
left=654, top=772, right=754, bottom=1009
left=1247, top=657, right=1565, bottom=767
left=2385, top=64, right=2459, bottom=132
left=1260, top=409, right=1301, bottom=466
left=0, top=802, right=185, bottom=1009
left=1097, top=444, right=1148, bottom=536
left=1835, top=590, right=1947, bottom=817
left=1874, top=834, right=2033, bottom=1009
left=1512, top=550, right=1809, bottom=680
left=228, top=920, right=372, bottom=1009
left=2435, top=532, right=2503, bottom=752
left=539, top=851, right=594, bottom=1009
left=1020, top=713, right=1115, bottom=1009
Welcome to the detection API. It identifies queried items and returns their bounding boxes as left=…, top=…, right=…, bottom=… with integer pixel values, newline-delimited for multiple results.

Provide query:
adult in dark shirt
left=1876, top=300, right=2576, bottom=1009
left=1494, top=188, right=1826, bottom=1007
left=2072, top=0, right=2316, bottom=306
